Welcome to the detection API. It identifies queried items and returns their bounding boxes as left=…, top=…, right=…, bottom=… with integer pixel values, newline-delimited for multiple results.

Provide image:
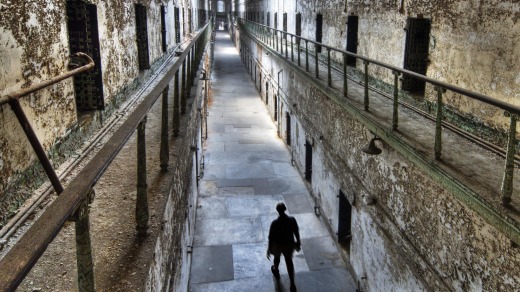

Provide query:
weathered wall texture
left=244, top=0, right=520, bottom=132
left=0, top=0, right=203, bottom=227
left=237, top=19, right=520, bottom=291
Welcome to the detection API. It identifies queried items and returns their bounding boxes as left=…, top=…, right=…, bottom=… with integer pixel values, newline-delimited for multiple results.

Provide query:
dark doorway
left=283, top=12, right=287, bottom=32
left=296, top=13, right=302, bottom=41
left=316, top=13, right=323, bottom=53
left=267, top=12, right=270, bottom=27
left=402, top=17, right=431, bottom=94
left=174, top=7, right=181, bottom=43
left=338, top=190, right=352, bottom=249
left=274, top=95, right=278, bottom=121
left=66, top=0, right=104, bottom=112
left=274, top=12, right=278, bottom=30
left=265, top=82, right=269, bottom=105
left=286, top=112, right=291, bottom=146
left=161, top=5, right=167, bottom=52
left=305, top=140, right=312, bottom=183
left=345, top=15, right=358, bottom=67
left=135, top=4, right=150, bottom=70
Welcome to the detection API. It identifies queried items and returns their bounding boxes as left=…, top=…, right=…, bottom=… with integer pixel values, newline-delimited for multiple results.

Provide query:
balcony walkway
left=188, top=31, right=357, bottom=291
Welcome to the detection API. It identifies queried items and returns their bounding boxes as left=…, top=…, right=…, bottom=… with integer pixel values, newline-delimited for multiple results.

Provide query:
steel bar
left=8, top=99, right=64, bottom=194
left=392, top=71, right=401, bottom=130
left=327, top=48, right=332, bottom=87
left=136, top=117, right=148, bottom=237
left=343, top=53, right=348, bottom=97
left=181, top=60, right=187, bottom=114
left=305, top=41, right=309, bottom=72
left=173, top=70, right=180, bottom=136
left=0, top=53, right=94, bottom=106
left=315, top=44, right=319, bottom=78
left=364, top=60, right=369, bottom=111
left=74, top=191, right=95, bottom=292
left=501, top=113, right=517, bottom=206
left=297, top=40, right=301, bottom=66
left=160, top=85, right=170, bottom=171
left=434, top=87, right=445, bottom=159
left=291, top=35, right=294, bottom=61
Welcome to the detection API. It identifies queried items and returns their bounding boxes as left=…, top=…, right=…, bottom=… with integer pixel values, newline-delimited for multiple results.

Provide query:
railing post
left=343, top=53, right=348, bottom=97
left=501, top=112, right=517, bottom=206
left=315, top=44, right=319, bottom=78
left=73, top=190, right=95, bottom=292
left=364, top=60, right=369, bottom=111
left=285, top=33, right=288, bottom=58
left=392, top=71, right=401, bottom=130
left=297, top=38, right=301, bottom=66
left=327, top=48, right=332, bottom=87
left=291, top=35, right=294, bottom=61
left=8, top=99, right=64, bottom=194
left=305, top=40, right=309, bottom=72
left=160, top=85, right=169, bottom=171
left=181, top=59, right=187, bottom=114
left=173, top=70, right=180, bottom=136
left=276, top=31, right=279, bottom=52
left=136, top=117, right=148, bottom=238
left=434, top=86, right=445, bottom=159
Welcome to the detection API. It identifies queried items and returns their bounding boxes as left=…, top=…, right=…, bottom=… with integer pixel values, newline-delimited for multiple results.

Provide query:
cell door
left=402, top=18, right=431, bottom=93
left=346, top=15, right=358, bottom=67
left=135, top=4, right=150, bottom=70
left=305, top=140, right=312, bottom=183
left=265, top=82, right=269, bottom=105
left=267, top=12, right=270, bottom=27
left=316, top=13, right=323, bottom=53
left=286, top=112, right=291, bottom=146
left=338, top=190, right=352, bottom=248
left=296, top=13, right=302, bottom=39
left=161, top=5, right=167, bottom=52
left=274, top=95, right=278, bottom=121
left=66, top=0, right=104, bottom=112
left=274, top=12, right=278, bottom=29
left=174, top=7, right=181, bottom=43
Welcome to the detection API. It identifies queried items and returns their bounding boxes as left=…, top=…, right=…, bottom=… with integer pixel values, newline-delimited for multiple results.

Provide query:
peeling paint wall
left=237, top=9, right=520, bottom=290
left=0, top=0, right=207, bottom=226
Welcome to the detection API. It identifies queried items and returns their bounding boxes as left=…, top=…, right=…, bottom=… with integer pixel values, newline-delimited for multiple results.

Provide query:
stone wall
left=236, top=21, right=520, bottom=292
left=0, top=0, right=204, bottom=228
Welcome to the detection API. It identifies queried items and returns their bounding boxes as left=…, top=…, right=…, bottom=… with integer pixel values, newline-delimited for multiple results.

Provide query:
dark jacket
left=268, top=214, right=300, bottom=247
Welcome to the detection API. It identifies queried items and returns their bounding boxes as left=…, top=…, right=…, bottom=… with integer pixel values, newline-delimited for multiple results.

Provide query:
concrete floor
left=188, top=31, right=357, bottom=291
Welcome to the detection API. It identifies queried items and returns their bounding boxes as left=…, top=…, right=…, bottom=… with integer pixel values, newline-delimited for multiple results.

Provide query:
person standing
left=266, top=202, right=301, bottom=292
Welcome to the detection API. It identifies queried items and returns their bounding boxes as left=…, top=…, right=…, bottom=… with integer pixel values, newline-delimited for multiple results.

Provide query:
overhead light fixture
left=361, top=136, right=382, bottom=155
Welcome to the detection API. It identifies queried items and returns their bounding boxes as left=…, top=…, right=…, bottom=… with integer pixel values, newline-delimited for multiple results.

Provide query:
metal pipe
left=434, top=87, right=445, bottom=160
left=392, top=71, right=401, bottom=130
left=136, top=117, right=148, bottom=238
left=327, top=48, right=332, bottom=87
left=501, top=112, right=517, bottom=206
left=364, top=60, right=369, bottom=111
left=343, top=53, right=348, bottom=97
left=0, top=53, right=94, bottom=106
left=8, top=99, right=64, bottom=194
left=160, top=85, right=170, bottom=171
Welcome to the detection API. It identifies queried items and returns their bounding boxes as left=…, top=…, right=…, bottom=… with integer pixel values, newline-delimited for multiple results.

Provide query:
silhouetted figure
left=267, top=202, right=301, bottom=292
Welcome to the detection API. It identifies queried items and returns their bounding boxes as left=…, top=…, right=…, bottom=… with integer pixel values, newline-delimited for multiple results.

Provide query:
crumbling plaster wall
left=245, top=0, right=520, bottom=131
left=238, top=26, right=520, bottom=291
left=0, top=0, right=196, bottom=223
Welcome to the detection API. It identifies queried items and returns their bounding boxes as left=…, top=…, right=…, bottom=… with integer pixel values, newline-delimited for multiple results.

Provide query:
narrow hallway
left=188, top=31, right=356, bottom=291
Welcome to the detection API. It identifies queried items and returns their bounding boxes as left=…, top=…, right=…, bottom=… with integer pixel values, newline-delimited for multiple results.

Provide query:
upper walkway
left=188, top=31, right=357, bottom=291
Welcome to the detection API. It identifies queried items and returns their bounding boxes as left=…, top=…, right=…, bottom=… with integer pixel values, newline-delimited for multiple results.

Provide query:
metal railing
left=0, top=21, right=213, bottom=291
left=239, top=18, right=520, bottom=206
